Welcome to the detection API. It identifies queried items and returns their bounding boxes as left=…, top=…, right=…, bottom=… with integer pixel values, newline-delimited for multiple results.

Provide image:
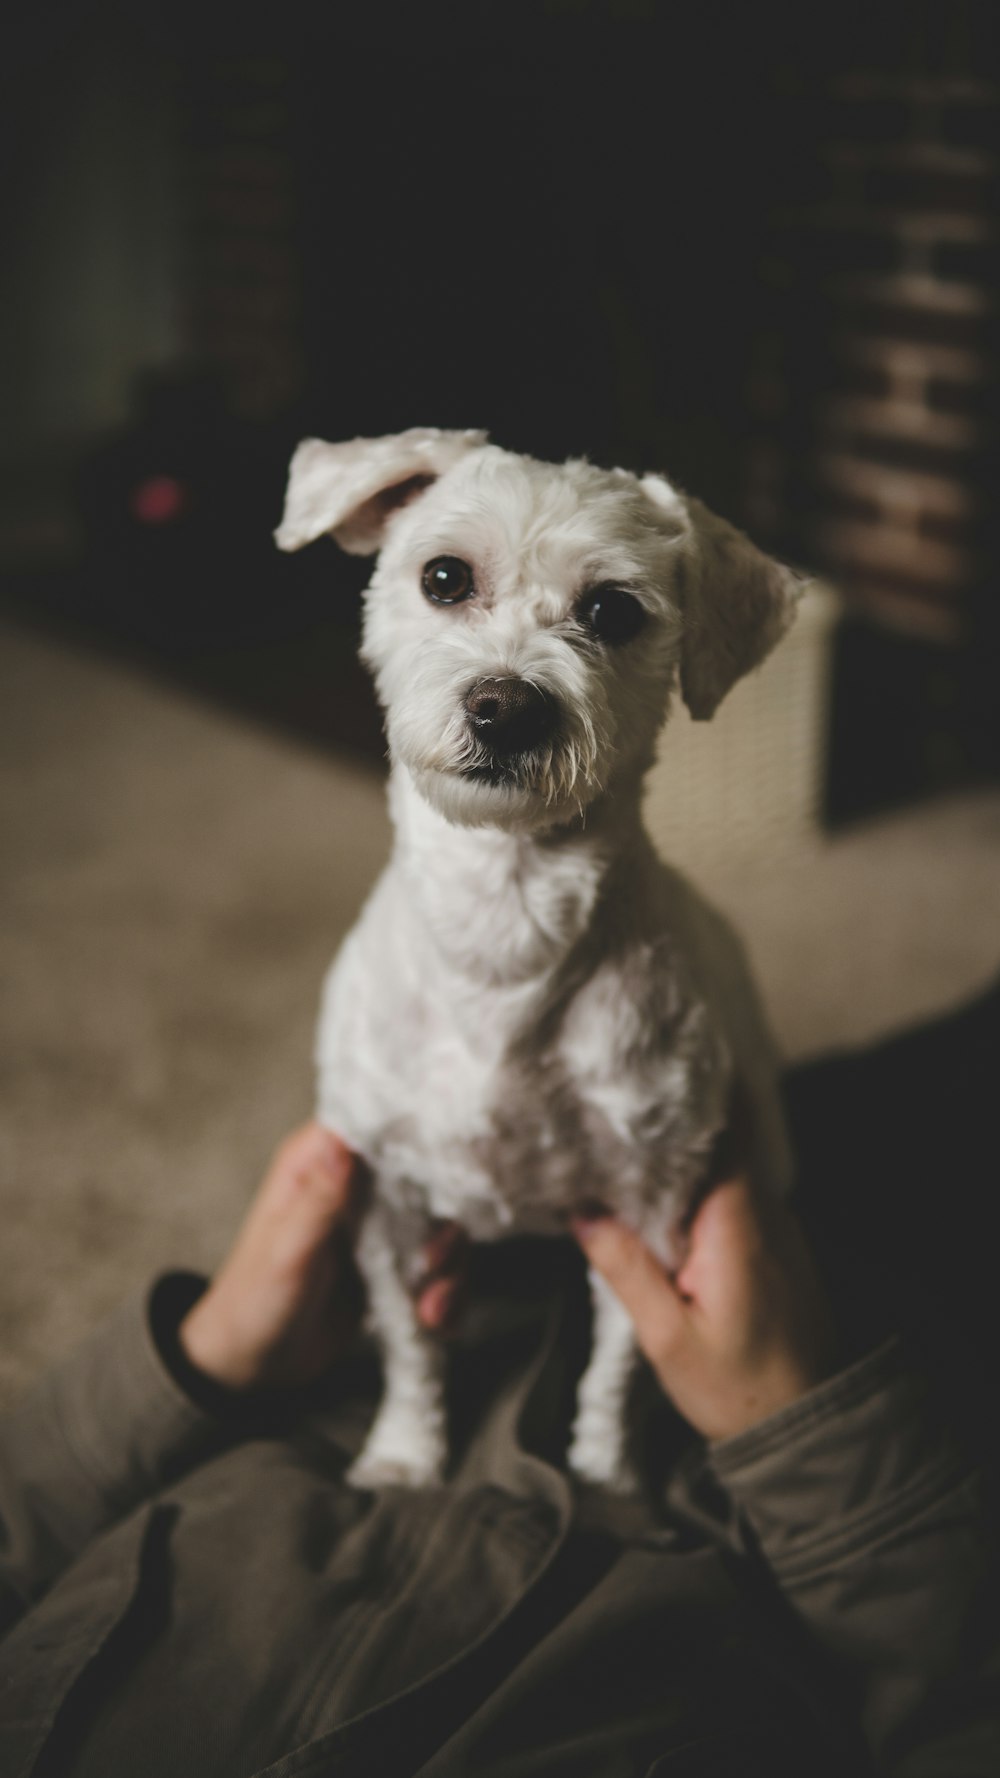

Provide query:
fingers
left=274, top=1123, right=359, bottom=1207
left=420, top=1221, right=466, bottom=1277
left=415, top=1222, right=468, bottom=1333
left=676, top=1176, right=762, bottom=1307
left=416, top=1274, right=460, bottom=1331
left=258, top=1124, right=368, bottom=1273
left=571, top=1178, right=839, bottom=1441
left=572, top=1216, right=687, bottom=1363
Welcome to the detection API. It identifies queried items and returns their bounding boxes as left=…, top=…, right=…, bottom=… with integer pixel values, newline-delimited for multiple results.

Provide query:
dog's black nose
left=464, top=677, right=554, bottom=755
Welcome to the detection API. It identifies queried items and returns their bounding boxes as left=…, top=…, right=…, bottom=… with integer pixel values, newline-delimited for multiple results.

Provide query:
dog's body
left=276, top=429, right=800, bottom=1489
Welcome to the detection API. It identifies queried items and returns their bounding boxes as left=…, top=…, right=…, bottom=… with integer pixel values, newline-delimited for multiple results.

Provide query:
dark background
left=2, top=0, right=998, bottom=820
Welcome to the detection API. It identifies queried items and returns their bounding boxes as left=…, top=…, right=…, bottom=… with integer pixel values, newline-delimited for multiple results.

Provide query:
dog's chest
left=319, top=918, right=720, bottom=1242
left=381, top=1035, right=598, bottom=1236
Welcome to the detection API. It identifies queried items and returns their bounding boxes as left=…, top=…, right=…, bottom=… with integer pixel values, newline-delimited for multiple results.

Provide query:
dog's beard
left=395, top=711, right=607, bottom=831
left=373, top=636, right=621, bottom=831
left=414, top=765, right=584, bottom=831
left=455, top=726, right=578, bottom=794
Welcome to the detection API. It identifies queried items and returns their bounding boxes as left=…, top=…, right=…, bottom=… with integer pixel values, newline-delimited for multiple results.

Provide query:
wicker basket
left=643, top=583, right=840, bottom=872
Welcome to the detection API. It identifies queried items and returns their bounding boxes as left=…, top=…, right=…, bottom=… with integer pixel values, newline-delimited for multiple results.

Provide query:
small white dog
left=276, top=427, right=800, bottom=1490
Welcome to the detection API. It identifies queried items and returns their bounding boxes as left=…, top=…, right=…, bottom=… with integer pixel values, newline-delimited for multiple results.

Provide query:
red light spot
left=130, top=475, right=188, bottom=525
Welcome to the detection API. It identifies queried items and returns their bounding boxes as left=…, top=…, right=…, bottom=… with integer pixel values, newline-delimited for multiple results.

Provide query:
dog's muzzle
left=463, top=677, right=556, bottom=764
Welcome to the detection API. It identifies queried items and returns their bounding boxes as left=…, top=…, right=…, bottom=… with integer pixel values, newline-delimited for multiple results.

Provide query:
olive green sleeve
left=0, top=1274, right=225, bottom=1636
left=709, top=1338, right=1000, bottom=1774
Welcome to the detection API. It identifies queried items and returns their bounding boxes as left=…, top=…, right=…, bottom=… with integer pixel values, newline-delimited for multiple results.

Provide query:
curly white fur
left=276, top=430, right=801, bottom=1489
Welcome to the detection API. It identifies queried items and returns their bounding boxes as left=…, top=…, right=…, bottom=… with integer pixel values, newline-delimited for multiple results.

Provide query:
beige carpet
left=2, top=617, right=999, bottom=1406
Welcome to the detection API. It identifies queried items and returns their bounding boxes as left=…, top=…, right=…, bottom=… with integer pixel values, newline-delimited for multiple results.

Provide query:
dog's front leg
left=347, top=1204, right=447, bottom=1489
left=567, top=1269, right=637, bottom=1491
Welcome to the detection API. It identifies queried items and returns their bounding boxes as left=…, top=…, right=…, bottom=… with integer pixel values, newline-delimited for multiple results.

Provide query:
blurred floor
left=1, top=615, right=999, bottom=1404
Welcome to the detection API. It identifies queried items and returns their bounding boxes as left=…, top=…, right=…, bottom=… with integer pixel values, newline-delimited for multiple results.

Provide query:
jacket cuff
left=0, top=1275, right=236, bottom=1623
left=42, top=1273, right=231, bottom=1519
left=706, top=1336, right=971, bottom=1582
left=147, top=1271, right=256, bottom=1421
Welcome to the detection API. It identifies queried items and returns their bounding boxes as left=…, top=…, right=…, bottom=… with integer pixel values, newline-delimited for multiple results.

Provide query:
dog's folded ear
left=274, top=427, right=488, bottom=555
left=642, top=476, right=805, bottom=721
left=679, top=498, right=806, bottom=721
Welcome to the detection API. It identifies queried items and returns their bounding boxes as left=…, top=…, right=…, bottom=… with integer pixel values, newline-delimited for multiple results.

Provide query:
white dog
left=275, top=427, right=800, bottom=1490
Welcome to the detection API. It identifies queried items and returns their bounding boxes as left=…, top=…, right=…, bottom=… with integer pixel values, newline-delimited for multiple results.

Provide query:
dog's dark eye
left=421, top=556, right=474, bottom=604
left=578, top=585, right=645, bottom=646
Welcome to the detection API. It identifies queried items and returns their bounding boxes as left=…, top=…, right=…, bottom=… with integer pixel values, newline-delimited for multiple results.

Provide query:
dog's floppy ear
left=642, top=475, right=804, bottom=720
left=274, top=426, right=488, bottom=556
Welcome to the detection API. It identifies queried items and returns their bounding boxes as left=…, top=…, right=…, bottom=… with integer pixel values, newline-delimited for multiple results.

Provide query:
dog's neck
left=389, top=766, right=650, bottom=986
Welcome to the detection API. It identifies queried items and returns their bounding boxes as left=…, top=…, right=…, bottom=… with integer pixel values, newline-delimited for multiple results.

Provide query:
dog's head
left=276, top=428, right=803, bottom=831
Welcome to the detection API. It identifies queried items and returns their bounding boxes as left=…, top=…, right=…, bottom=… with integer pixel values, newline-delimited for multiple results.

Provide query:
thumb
left=675, top=1176, right=764, bottom=1313
left=572, top=1217, right=687, bottom=1356
left=260, top=1124, right=366, bottom=1263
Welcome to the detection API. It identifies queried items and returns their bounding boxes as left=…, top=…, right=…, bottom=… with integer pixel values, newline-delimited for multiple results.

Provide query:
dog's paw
left=347, top=1450, right=443, bottom=1490
left=567, top=1423, right=637, bottom=1494
left=346, top=1417, right=447, bottom=1491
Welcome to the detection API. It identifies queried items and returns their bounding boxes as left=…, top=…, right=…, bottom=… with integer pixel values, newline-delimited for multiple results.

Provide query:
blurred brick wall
left=182, top=54, right=303, bottom=421
left=747, top=59, right=998, bottom=645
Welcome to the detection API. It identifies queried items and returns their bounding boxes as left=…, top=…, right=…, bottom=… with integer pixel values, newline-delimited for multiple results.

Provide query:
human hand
left=179, top=1122, right=466, bottom=1392
left=573, top=1176, right=837, bottom=1442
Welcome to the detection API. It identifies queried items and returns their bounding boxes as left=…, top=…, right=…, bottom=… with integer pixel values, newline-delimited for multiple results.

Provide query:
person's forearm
left=708, top=1339, right=999, bottom=1773
left=0, top=1275, right=226, bottom=1636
